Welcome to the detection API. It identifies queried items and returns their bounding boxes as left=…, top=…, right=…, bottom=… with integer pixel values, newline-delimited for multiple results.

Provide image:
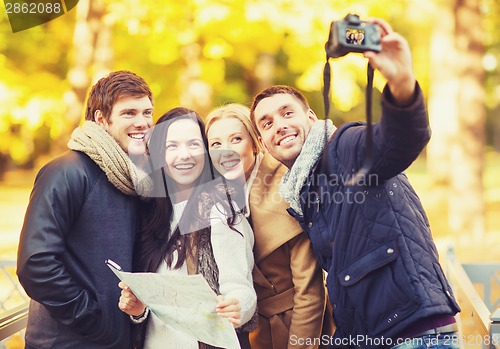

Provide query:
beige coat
left=248, top=154, right=335, bottom=349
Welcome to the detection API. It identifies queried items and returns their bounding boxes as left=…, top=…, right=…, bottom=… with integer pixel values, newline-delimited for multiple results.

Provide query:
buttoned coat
left=248, top=154, right=335, bottom=349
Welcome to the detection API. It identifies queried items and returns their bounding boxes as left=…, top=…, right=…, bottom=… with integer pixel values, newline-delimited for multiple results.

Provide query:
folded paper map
left=106, top=259, right=240, bottom=349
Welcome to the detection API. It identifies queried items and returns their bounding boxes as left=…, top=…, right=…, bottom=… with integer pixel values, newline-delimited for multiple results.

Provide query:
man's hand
left=363, top=17, right=416, bottom=106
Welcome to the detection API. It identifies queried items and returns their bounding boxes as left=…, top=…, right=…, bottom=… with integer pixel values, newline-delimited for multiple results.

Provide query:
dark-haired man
left=17, top=70, right=153, bottom=348
left=250, top=18, right=460, bottom=349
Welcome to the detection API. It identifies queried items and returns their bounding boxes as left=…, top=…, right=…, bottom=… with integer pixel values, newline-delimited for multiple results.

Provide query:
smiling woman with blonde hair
left=206, top=103, right=334, bottom=349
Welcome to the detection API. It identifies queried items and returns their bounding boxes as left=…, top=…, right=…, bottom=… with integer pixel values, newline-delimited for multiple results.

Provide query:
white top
left=144, top=200, right=256, bottom=349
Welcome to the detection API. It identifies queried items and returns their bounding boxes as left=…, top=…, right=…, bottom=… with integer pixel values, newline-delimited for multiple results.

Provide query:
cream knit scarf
left=279, top=120, right=335, bottom=215
left=68, top=121, right=152, bottom=196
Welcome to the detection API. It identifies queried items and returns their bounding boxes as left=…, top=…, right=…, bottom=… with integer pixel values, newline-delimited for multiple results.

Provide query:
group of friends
left=346, top=30, right=365, bottom=45
left=16, top=18, right=460, bottom=349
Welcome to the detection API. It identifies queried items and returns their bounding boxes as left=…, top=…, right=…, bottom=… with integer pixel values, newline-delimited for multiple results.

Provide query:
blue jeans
left=390, top=333, right=460, bottom=349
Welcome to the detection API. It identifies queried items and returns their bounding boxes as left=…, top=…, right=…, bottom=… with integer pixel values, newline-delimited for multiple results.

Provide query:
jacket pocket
left=336, top=240, right=419, bottom=336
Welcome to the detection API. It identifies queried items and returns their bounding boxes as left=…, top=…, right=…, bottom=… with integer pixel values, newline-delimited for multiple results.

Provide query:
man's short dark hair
left=85, top=70, right=153, bottom=122
left=249, top=85, right=310, bottom=134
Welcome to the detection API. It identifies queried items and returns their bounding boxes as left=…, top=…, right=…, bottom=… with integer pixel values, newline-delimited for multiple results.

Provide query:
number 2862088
left=5, top=2, right=62, bottom=14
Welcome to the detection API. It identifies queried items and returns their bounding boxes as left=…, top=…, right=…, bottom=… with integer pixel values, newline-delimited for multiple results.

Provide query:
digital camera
left=325, top=14, right=381, bottom=58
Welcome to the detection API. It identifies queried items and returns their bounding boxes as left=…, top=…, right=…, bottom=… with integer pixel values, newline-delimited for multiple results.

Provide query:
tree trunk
left=427, top=1, right=458, bottom=188
left=179, top=43, right=213, bottom=117
left=65, top=0, right=112, bottom=131
left=449, top=0, right=486, bottom=240
left=427, top=0, right=485, bottom=240
left=244, top=52, right=277, bottom=98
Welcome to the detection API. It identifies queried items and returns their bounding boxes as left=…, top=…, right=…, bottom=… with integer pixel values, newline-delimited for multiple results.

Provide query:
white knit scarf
left=67, top=121, right=152, bottom=196
left=279, top=120, right=335, bottom=215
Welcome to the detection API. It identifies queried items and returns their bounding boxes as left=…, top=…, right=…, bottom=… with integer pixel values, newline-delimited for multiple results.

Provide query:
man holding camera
left=250, top=17, right=460, bottom=349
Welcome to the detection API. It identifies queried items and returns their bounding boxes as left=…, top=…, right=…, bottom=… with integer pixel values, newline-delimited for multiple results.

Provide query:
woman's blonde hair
left=205, top=103, right=263, bottom=154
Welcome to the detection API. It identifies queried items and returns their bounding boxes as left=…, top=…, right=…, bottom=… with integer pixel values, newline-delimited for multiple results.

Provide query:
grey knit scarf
left=67, top=121, right=152, bottom=196
left=279, top=120, right=335, bottom=215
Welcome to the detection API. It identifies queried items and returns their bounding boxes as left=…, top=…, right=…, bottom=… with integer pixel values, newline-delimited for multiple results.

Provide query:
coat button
left=344, top=275, right=350, bottom=282
left=308, top=222, right=313, bottom=228
left=389, top=190, right=394, bottom=195
left=376, top=193, right=381, bottom=198
left=393, top=183, right=398, bottom=187
left=387, top=248, right=394, bottom=254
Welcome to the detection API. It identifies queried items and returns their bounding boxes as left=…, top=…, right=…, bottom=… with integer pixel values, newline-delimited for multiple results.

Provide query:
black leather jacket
left=17, top=151, right=140, bottom=348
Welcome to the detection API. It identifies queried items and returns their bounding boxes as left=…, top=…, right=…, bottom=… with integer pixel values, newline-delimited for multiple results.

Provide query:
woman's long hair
left=135, top=107, right=239, bottom=274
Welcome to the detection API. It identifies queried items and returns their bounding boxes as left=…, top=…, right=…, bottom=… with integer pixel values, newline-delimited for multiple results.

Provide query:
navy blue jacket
left=288, top=84, right=460, bottom=345
left=17, top=151, right=140, bottom=348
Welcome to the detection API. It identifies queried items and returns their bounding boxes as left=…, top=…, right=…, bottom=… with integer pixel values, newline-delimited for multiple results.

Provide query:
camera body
left=325, top=14, right=381, bottom=58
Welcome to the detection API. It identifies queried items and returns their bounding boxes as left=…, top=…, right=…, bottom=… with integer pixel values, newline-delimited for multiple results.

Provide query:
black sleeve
left=331, top=82, right=430, bottom=181
left=16, top=156, right=104, bottom=339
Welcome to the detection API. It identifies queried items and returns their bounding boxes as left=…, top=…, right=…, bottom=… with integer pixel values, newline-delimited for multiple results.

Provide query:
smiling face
left=253, top=93, right=317, bottom=168
left=95, top=95, right=153, bottom=155
left=164, top=118, right=205, bottom=195
left=207, top=117, right=256, bottom=181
